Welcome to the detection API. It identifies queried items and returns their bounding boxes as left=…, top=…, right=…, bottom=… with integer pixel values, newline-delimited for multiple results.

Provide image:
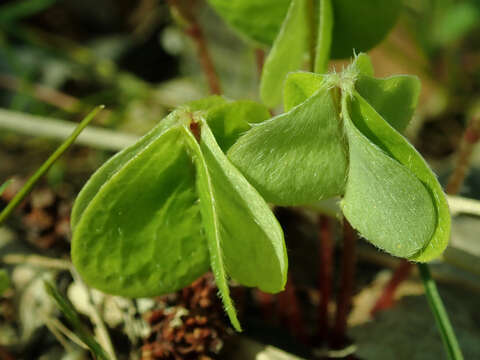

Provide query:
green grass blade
left=0, top=105, right=104, bottom=225
left=418, top=263, right=464, bottom=360
left=44, top=282, right=110, bottom=360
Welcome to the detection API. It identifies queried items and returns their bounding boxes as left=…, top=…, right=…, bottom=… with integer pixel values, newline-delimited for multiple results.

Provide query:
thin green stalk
left=418, top=263, right=464, bottom=360
left=314, top=0, right=333, bottom=73
left=0, top=105, right=104, bottom=225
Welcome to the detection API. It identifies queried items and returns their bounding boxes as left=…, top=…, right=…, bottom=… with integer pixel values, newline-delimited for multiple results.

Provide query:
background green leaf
left=355, top=74, right=421, bottom=133
left=260, top=0, right=310, bottom=108
left=208, top=0, right=402, bottom=60
left=330, top=0, right=403, bottom=59
left=314, top=0, right=333, bottom=73
left=205, top=100, right=270, bottom=151
left=283, top=72, right=324, bottom=111
left=72, top=126, right=210, bottom=297
left=206, top=0, right=290, bottom=45
left=229, top=86, right=347, bottom=205
left=342, top=93, right=450, bottom=261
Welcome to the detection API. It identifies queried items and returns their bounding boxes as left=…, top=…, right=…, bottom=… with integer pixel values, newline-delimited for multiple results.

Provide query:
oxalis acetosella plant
left=71, top=0, right=455, bottom=351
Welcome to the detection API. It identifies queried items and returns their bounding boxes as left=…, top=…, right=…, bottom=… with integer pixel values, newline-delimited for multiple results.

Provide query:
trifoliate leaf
left=260, top=0, right=310, bottom=108
left=341, top=93, right=450, bottom=260
left=72, top=126, right=210, bottom=297
left=185, top=120, right=287, bottom=330
left=229, top=85, right=348, bottom=205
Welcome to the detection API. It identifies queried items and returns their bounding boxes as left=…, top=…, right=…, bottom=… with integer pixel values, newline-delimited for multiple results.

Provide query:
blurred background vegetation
left=1, top=0, right=480, bottom=359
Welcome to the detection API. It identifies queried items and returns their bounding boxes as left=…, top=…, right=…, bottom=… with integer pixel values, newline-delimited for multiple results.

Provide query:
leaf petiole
left=418, top=263, right=464, bottom=360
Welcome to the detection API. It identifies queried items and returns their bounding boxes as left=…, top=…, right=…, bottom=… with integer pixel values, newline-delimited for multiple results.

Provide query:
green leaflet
left=228, top=85, right=348, bottom=206
left=72, top=126, right=210, bottom=297
left=283, top=72, right=325, bottom=111
left=205, top=100, right=270, bottom=152
left=284, top=53, right=419, bottom=132
left=355, top=74, right=421, bottom=133
left=206, top=0, right=290, bottom=45
left=71, top=111, right=181, bottom=228
left=341, top=93, right=450, bottom=261
left=330, top=0, right=402, bottom=59
left=260, top=0, right=310, bottom=108
left=185, top=121, right=287, bottom=330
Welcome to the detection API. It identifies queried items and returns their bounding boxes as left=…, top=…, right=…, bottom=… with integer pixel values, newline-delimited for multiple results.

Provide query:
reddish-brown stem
left=254, top=48, right=266, bottom=78
left=317, top=215, right=333, bottom=342
left=255, top=290, right=275, bottom=321
left=0, top=346, right=14, bottom=360
left=371, top=260, right=413, bottom=315
left=167, top=0, right=221, bottom=95
left=332, top=220, right=356, bottom=348
left=277, top=274, right=308, bottom=344
left=446, top=116, right=480, bottom=195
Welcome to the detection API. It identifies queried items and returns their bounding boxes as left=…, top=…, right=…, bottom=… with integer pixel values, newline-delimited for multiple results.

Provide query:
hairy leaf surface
left=72, top=127, right=210, bottom=297
left=71, top=111, right=180, bottom=228
left=341, top=94, right=450, bottom=260
left=186, top=121, right=287, bottom=330
left=229, top=86, right=347, bottom=205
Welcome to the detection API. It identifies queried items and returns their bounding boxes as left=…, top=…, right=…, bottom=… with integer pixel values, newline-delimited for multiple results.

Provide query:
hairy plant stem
left=332, top=220, right=356, bottom=348
left=167, top=0, right=221, bottom=95
left=0, top=106, right=104, bottom=225
left=418, top=264, right=464, bottom=360
left=317, top=215, right=333, bottom=342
